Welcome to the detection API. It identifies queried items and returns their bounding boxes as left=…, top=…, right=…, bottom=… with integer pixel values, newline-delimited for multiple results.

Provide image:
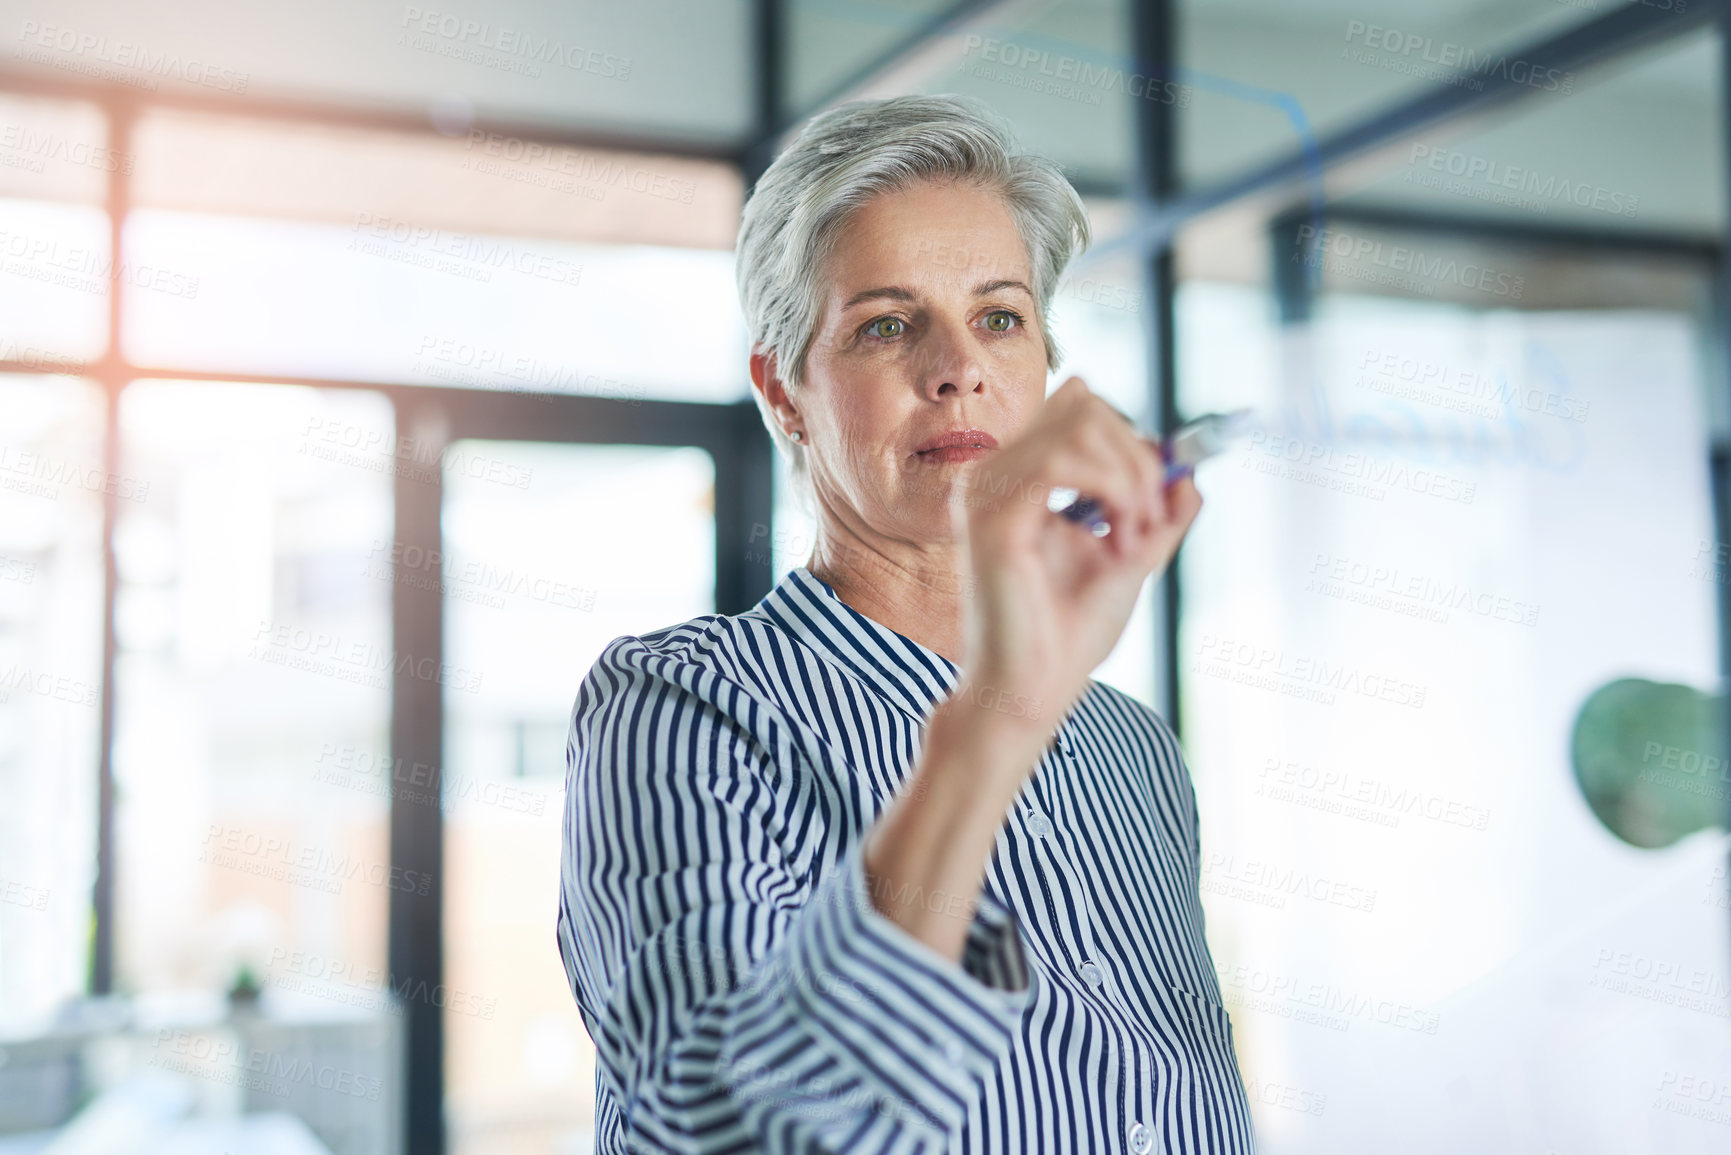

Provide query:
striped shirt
left=558, top=566, right=1255, bottom=1153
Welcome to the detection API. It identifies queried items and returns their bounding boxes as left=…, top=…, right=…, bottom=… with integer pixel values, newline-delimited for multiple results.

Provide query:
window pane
left=0, top=196, right=110, bottom=365
left=1333, top=26, right=1725, bottom=236
left=787, top=0, right=950, bottom=114
left=123, top=210, right=749, bottom=403
left=133, top=109, right=742, bottom=250
left=895, top=0, right=1138, bottom=188
left=1180, top=0, right=1593, bottom=186
left=114, top=380, right=398, bottom=1155
left=1051, top=202, right=1148, bottom=426
left=1177, top=259, right=1726, bottom=1148
left=0, top=95, right=113, bottom=205
left=0, top=373, right=104, bottom=1032
left=441, top=441, right=715, bottom=1154
left=9, top=1, right=751, bottom=141
left=1050, top=202, right=1156, bottom=705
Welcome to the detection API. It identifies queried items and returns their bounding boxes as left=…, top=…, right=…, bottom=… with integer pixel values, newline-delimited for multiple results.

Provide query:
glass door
left=437, top=440, right=716, bottom=1155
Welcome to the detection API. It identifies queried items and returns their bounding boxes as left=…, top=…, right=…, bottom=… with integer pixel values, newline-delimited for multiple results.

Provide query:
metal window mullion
left=89, top=96, right=134, bottom=997
left=1131, top=0, right=1183, bottom=731
left=389, top=398, right=448, bottom=1155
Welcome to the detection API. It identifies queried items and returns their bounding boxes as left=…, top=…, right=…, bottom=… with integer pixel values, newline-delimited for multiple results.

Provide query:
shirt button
left=940, top=1038, right=966, bottom=1065
left=1079, top=961, right=1103, bottom=987
left=1028, top=813, right=1055, bottom=839
left=1128, top=1121, right=1154, bottom=1154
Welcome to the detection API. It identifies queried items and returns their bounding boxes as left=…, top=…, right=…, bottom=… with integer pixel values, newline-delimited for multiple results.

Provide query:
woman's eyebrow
left=974, top=278, right=1033, bottom=299
left=838, top=279, right=1032, bottom=313
left=840, top=285, right=917, bottom=311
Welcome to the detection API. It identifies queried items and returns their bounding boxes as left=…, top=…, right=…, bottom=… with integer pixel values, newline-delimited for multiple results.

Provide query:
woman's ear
left=749, top=347, right=802, bottom=433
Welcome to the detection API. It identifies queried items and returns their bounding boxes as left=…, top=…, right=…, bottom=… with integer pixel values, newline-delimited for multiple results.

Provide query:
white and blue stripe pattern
left=558, top=566, right=1255, bottom=1153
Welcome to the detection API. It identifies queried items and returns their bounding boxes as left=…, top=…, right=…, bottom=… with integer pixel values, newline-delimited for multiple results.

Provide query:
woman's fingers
left=1126, top=472, right=1201, bottom=574
left=965, top=388, right=1165, bottom=554
left=963, top=379, right=1205, bottom=584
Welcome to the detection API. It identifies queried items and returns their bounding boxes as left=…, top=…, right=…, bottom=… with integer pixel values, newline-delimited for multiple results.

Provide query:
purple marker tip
left=1051, top=410, right=1252, bottom=536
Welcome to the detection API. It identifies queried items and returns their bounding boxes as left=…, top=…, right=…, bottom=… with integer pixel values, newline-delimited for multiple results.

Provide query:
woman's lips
left=913, top=446, right=997, bottom=464
left=914, top=429, right=998, bottom=465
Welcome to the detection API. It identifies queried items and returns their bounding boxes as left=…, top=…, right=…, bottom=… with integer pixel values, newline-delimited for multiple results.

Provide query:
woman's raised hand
left=955, top=376, right=1201, bottom=732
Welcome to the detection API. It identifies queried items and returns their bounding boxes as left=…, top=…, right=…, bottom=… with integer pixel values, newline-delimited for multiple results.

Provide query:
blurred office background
left=0, top=0, right=1727, bottom=1152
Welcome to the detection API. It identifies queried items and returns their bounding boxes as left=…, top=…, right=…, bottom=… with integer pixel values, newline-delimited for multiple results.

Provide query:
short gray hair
left=735, top=94, right=1091, bottom=489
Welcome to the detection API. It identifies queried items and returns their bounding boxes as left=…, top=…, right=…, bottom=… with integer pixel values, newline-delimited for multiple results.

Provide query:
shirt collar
left=750, top=566, right=960, bottom=725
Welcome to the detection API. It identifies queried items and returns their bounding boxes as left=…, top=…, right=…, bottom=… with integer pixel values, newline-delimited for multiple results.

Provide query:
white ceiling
left=0, top=0, right=1720, bottom=230
left=0, top=0, right=756, bottom=142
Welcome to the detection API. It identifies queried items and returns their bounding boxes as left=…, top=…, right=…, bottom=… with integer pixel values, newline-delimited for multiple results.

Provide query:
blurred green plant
left=1572, top=677, right=1727, bottom=849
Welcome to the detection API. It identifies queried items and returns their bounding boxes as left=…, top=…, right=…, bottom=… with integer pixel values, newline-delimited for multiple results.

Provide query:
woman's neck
left=806, top=528, right=968, bottom=666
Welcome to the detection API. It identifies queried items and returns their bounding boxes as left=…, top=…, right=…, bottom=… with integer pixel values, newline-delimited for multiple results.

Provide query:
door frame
left=382, top=384, right=772, bottom=1155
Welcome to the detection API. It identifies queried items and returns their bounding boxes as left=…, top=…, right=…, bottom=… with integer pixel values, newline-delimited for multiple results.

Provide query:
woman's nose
left=919, top=324, right=987, bottom=400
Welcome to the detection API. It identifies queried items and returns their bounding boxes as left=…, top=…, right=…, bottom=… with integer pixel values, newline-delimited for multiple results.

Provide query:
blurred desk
left=0, top=992, right=401, bottom=1155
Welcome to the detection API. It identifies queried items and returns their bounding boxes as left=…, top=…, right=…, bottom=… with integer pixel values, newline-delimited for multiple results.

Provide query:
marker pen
left=1047, top=408, right=1255, bottom=537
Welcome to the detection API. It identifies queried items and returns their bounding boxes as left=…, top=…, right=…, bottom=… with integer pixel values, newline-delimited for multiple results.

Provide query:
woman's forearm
left=860, top=683, right=1053, bottom=962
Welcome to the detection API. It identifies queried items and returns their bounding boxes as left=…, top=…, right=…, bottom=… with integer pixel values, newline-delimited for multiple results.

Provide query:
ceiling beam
left=1082, top=0, right=1725, bottom=267
left=0, top=64, right=742, bottom=162
left=742, top=0, right=1044, bottom=175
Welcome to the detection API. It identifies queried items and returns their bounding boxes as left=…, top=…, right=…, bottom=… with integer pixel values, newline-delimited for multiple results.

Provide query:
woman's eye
left=866, top=317, right=905, bottom=339
left=984, top=310, right=1018, bottom=332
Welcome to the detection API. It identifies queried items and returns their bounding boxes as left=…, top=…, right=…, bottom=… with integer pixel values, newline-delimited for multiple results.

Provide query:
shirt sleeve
left=557, top=633, right=1035, bottom=1154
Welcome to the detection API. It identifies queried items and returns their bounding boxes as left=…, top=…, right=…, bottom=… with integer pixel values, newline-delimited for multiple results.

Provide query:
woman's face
left=793, top=178, right=1051, bottom=547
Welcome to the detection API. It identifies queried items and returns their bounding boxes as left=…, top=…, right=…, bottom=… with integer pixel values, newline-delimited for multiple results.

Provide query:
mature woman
left=557, top=94, right=1254, bottom=1153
